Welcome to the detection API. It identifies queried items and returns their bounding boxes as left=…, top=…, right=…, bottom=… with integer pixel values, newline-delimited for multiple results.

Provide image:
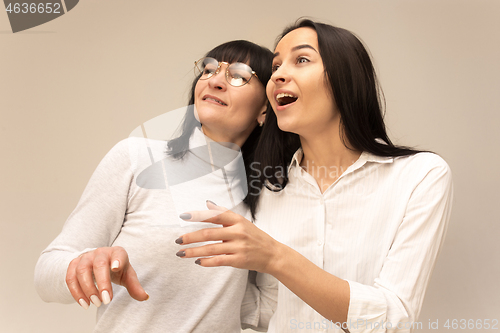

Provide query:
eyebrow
left=273, top=44, right=318, bottom=58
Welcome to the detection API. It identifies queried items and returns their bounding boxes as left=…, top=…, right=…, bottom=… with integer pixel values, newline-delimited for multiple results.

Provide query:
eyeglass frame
left=194, top=57, right=260, bottom=87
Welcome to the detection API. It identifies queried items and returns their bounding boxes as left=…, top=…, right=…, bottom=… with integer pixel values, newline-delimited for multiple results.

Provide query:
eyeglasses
left=194, top=57, right=259, bottom=87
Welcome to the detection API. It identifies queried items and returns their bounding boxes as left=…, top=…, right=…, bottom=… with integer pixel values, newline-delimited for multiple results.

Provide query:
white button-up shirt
left=253, top=149, right=453, bottom=333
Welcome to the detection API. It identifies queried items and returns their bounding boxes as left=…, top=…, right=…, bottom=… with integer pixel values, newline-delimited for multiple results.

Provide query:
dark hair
left=166, top=40, right=274, bottom=209
left=245, top=19, right=424, bottom=219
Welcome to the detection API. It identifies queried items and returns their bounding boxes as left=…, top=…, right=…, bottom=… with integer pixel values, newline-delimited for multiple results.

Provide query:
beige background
left=1, top=0, right=499, bottom=332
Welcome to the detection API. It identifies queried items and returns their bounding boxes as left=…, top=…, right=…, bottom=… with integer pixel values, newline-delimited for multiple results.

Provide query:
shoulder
left=393, top=152, right=453, bottom=192
left=102, top=137, right=169, bottom=173
left=114, top=137, right=168, bottom=154
left=394, top=152, right=451, bottom=175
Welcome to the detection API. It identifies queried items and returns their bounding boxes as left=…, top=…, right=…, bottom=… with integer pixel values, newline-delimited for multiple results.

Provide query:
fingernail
left=195, top=259, right=201, bottom=265
left=90, top=295, right=102, bottom=307
left=176, top=250, right=186, bottom=257
left=175, top=237, right=183, bottom=244
left=206, top=200, right=217, bottom=206
left=111, top=260, right=120, bottom=270
left=179, top=213, right=192, bottom=220
left=144, top=291, right=150, bottom=301
left=78, top=298, right=89, bottom=310
left=101, top=290, right=111, bottom=305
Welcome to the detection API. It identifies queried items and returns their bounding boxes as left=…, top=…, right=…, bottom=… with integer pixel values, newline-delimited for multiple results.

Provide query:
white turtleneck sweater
left=35, top=128, right=275, bottom=332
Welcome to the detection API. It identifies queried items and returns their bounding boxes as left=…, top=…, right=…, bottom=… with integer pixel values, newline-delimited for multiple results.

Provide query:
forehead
left=207, top=49, right=250, bottom=66
left=275, top=27, right=319, bottom=54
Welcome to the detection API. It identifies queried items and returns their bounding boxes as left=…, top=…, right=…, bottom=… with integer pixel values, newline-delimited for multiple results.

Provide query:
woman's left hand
left=176, top=201, right=281, bottom=274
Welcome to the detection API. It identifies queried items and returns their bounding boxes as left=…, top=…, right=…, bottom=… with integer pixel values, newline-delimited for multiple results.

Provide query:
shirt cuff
left=346, top=279, right=387, bottom=333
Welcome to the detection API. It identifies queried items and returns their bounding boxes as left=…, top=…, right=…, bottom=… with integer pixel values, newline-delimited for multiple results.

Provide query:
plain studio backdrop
left=1, top=1, right=499, bottom=332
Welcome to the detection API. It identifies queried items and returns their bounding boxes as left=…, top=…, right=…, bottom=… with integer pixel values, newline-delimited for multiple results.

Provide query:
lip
left=273, top=89, right=298, bottom=111
left=202, top=94, right=227, bottom=106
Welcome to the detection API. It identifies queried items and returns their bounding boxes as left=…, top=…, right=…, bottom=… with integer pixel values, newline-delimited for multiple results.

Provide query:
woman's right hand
left=66, top=246, right=149, bottom=309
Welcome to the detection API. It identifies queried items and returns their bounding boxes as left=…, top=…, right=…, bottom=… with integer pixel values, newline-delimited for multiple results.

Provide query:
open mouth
left=276, top=92, right=298, bottom=106
left=203, top=96, right=227, bottom=106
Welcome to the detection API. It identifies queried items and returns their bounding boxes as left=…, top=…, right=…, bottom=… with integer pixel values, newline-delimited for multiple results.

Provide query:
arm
left=177, top=203, right=351, bottom=324
left=179, top=158, right=453, bottom=331
left=34, top=139, right=147, bottom=307
left=344, top=159, right=453, bottom=331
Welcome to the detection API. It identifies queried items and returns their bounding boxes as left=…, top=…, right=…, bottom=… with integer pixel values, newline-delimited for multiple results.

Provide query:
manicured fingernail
left=175, top=237, right=183, bottom=244
left=195, top=259, right=201, bottom=265
left=101, top=290, right=111, bottom=305
left=90, top=295, right=102, bottom=307
left=176, top=250, right=186, bottom=257
left=179, top=213, right=192, bottom=220
left=206, top=200, right=217, bottom=206
left=78, top=298, right=89, bottom=310
left=144, top=292, right=150, bottom=301
left=111, top=260, right=119, bottom=270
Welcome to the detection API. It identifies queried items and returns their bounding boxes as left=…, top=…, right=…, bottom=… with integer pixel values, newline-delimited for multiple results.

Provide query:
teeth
left=205, top=97, right=226, bottom=105
left=276, top=92, right=298, bottom=106
left=276, top=93, right=297, bottom=100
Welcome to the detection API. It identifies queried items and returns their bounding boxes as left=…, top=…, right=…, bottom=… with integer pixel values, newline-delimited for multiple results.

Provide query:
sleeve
left=346, top=155, right=454, bottom=333
left=34, top=139, right=134, bottom=304
left=240, top=271, right=279, bottom=331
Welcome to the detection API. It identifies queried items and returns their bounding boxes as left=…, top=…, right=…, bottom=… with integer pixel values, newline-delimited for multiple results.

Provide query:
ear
left=257, top=103, right=267, bottom=125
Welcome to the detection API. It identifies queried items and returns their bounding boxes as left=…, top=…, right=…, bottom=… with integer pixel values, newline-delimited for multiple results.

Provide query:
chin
left=276, top=117, right=297, bottom=134
left=197, top=109, right=223, bottom=124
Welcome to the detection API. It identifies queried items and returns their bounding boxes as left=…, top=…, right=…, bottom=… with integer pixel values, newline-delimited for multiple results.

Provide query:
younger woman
left=178, top=20, right=453, bottom=333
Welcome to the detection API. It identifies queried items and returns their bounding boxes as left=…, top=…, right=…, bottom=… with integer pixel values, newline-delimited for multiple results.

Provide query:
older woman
left=35, top=40, right=274, bottom=333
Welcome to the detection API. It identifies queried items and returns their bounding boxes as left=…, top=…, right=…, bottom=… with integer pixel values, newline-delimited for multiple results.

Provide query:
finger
left=98, top=246, right=131, bottom=303
left=92, top=248, right=113, bottom=305
left=180, top=209, right=239, bottom=228
left=179, top=225, right=232, bottom=245
left=205, top=200, right=228, bottom=212
left=195, top=254, right=239, bottom=268
left=66, top=256, right=90, bottom=310
left=75, top=254, right=102, bottom=308
left=180, top=209, right=224, bottom=223
left=121, top=264, right=149, bottom=302
left=109, top=246, right=130, bottom=273
left=178, top=242, right=234, bottom=259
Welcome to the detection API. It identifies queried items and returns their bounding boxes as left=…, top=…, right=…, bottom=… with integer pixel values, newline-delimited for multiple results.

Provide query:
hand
left=176, top=201, right=282, bottom=274
left=66, top=246, right=148, bottom=309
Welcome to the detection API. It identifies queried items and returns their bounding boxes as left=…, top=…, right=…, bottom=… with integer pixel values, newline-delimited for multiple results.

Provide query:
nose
left=207, top=64, right=228, bottom=91
left=270, top=64, right=289, bottom=84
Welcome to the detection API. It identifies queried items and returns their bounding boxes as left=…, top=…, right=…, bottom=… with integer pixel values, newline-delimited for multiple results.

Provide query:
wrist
left=264, top=240, right=288, bottom=277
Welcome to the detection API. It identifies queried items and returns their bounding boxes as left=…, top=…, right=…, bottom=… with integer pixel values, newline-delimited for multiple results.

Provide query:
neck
left=298, top=125, right=361, bottom=192
left=200, top=126, right=244, bottom=150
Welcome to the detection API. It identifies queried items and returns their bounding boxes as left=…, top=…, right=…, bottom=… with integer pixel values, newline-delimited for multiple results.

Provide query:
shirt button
left=317, top=240, right=323, bottom=246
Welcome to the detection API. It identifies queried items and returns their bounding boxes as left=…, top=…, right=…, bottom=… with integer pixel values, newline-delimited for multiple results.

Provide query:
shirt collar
left=288, top=148, right=304, bottom=173
left=287, top=147, right=394, bottom=174
left=359, top=151, right=394, bottom=164
left=188, top=126, right=243, bottom=174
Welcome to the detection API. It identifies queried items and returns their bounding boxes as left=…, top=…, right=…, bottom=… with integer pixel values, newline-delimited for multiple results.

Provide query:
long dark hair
left=166, top=40, right=273, bottom=209
left=245, top=19, right=423, bottom=219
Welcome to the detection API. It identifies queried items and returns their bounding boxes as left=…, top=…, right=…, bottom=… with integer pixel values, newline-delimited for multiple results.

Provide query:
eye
left=230, top=77, right=245, bottom=86
left=296, top=56, right=309, bottom=64
left=232, top=72, right=244, bottom=79
left=231, top=73, right=248, bottom=83
left=202, top=65, right=217, bottom=75
left=203, top=67, right=214, bottom=75
left=271, top=64, right=280, bottom=73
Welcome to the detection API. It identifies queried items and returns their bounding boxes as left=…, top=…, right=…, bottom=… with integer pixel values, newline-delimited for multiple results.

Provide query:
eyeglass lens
left=196, top=57, right=253, bottom=87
